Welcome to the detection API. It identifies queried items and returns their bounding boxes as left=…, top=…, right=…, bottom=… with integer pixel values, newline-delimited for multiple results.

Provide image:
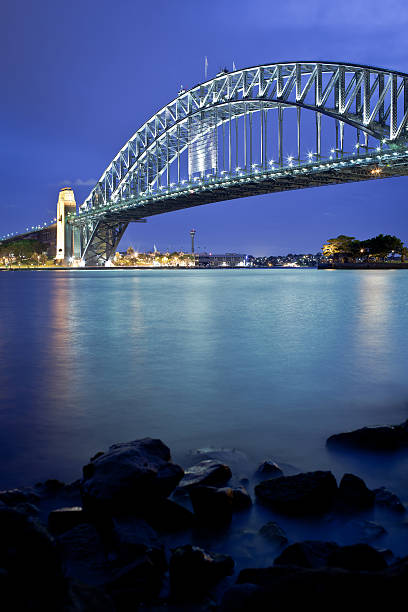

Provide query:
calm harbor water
left=1, top=268, right=408, bottom=502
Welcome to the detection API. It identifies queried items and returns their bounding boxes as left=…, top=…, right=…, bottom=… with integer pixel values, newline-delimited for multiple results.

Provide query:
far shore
left=318, top=262, right=408, bottom=270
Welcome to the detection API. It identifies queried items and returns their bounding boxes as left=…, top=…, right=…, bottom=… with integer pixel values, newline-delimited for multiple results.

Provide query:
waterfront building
left=195, top=252, right=249, bottom=267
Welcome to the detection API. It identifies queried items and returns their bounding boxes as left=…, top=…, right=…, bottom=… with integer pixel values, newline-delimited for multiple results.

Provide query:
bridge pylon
left=56, top=187, right=76, bottom=263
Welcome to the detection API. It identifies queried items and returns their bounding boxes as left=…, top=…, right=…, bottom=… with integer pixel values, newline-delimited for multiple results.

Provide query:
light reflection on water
left=0, top=269, right=408, bottom=498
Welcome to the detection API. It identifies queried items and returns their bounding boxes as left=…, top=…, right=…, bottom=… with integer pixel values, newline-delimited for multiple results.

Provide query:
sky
left=1, top=0, right=408, bottom=255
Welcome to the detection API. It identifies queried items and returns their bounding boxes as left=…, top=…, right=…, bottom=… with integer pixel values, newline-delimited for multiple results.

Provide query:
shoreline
left=1, top=422, right=407, bottom=610
left=0, top=266, right=316, bottom=271
left=318, top=262, right=408, bottom=269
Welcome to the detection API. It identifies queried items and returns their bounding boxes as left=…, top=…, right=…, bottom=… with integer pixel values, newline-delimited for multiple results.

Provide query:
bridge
left=3, top=61, right=408, bottom=265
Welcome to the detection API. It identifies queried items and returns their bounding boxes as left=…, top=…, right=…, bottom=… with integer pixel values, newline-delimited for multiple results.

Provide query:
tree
left=361, top=234, right=404, bottom=261
left=0, top=239, right=44, bottom=263
left=322, top=235, right=360, bottom=262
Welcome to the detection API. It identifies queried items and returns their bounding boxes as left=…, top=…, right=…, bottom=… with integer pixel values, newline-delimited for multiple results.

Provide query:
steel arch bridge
left=4, top=61, right=408, bottom=265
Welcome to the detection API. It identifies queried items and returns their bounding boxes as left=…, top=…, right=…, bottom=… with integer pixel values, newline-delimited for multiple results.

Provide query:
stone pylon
left=56, top=187, right=76, bottom=262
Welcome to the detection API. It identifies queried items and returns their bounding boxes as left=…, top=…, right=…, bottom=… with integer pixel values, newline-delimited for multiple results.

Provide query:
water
left=1, top=269, right=408, bottom=501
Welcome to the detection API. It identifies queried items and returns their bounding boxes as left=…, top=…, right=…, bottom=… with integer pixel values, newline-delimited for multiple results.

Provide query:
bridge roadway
left=69, top=148, right=408, bottom=227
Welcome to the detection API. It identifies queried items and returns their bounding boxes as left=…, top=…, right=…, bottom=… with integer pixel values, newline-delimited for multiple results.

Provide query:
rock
left=188, top=448, right=250, bottom=480
left=64, top=581, right=115, bottom=611
left=80, top=438, right=184, bottom=515
left=178, top=460, right=232, bottom=490
left=274, top=541, right=339, bottom=568
left=327, top=422, right=408, bottom=451
left=57, top=523, right=112, bottom=587
left=224, top=564, right=401, bottom=609
left=374, top=487, right=405, bottom=513
left=145, top=497, right=195, bottom=531
left=90, top=451, right=105, bottom=462
left=255, top=471, right=338, bottom=515
left=221, top=584, right=265, bottom=612
left=43, top=478, right=66, bottom=493
left=59, top=517, right=166, bottom=604
left=230, top=485, right=252, bottom=511
left=110, top=517, right=165, bottom=569
left=106, top=556, right=165, bottom=605
left=48, top=507, right=88, bottom=535
left=13, top=502, right=40, bottom=517
left=259, top=522, right=288, bottom=547
left=0, top=487, right=41, bottom=506
left=189, top=484, right=250, bottom=525
left=255, top=461, right=283, bottom=479
left=0, top=506, right=66, bottom=611
left=169, top=544, right=234, bottom=600
left=348, top=519, right=387, bottom=542
left=327, top=543, right=387, bottom=571
left=189, top=486, right=234, bottom=525
left=338, top=473, right=375, bottom=509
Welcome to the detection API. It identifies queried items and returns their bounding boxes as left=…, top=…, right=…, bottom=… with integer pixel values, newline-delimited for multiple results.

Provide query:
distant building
left=195, top=252, right=249, bottom=267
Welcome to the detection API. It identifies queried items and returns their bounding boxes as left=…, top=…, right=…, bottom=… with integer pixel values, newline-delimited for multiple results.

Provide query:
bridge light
left=268, top=159, right=275, bottom=165
left=287, top=155, right=294, bottom=162
left=330, top=149, right=335, bottom=154
left=382, top=139, right=387, bottom=143
left=355, top=143, right=360, bottom=148
left=307, top=152, right=313, bottom=160
left=235, top=166, right=241, bottom=171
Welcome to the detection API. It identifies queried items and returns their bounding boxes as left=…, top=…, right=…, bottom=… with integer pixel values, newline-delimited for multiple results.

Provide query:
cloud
left=74, top=178, right=97, bottom=186
left=58, top=178, right=96, bottom=187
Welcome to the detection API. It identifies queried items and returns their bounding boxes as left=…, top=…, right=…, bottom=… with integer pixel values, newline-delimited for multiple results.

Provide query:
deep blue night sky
left=1, top=0, right=408, bottom=255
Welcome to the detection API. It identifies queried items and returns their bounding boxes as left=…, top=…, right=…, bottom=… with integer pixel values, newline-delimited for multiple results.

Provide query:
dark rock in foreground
left=274, top=540, right=339, bottom=568
left=80, top=438, right=184, bottom=515
left=58, top=519, right=166, bottom=604
left=259, top=521, right=288, bottom=547
left=255, top=471, right=338, bottom=515
left=0, top=506, right=66, bottom=611
left=48, top=506, right=88, bottom=535
left=221, top=557, right=408, bottom=610
left=374, top=486, right=406, bottom=513
left=346, top=519, right=387, bottom=543
left=144, top=497, right=195, bottom=531
left=273, top=540, right=386, bottom=572
left=327, top=543, right=387, bottom=571
left=110, top=517, right=165, bottom=568
left=178, top=459, right=232, bottom=490
left=0, top=487, right=41, bottom=506
left=57, top=523, right=112, bottom=587
left=255, top=460, right=283, bottom=479
left=190, top=484, right=252, bottom=526
left=189, top=485, right=234, bottom=525
left=170, top=544, right=234, bottom=600
left=338, top=473, right=375, bottom=509
left=327, top=420, right=408, bottom=451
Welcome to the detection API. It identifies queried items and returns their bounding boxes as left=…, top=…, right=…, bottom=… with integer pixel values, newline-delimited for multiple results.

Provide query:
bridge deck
left=69, top=150, right=408, bottom=227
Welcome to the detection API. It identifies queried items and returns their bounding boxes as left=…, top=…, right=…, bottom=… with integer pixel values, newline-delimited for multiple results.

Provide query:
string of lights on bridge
left=0, top=218, right=57, bottom=242
left=72, top=143, right=398, bottom=221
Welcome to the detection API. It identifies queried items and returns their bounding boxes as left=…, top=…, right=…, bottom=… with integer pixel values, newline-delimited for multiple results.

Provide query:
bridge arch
left=81, top=61, right=408, bottom=214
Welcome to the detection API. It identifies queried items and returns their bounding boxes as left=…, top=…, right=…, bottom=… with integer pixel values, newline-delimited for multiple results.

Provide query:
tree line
left=322, top=234, right=408, bottom=262
left=0, top=239, right=49, bottom=265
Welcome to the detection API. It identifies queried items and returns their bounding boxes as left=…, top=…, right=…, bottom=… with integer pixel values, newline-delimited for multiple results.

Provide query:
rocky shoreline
left=1, top=423, right=408, bottom=611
